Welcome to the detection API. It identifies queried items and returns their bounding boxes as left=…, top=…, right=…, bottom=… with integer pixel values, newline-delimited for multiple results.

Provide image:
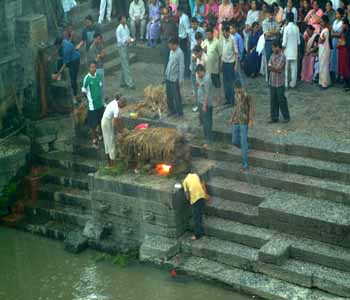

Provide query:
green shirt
left=82, top=73, right=104, bottom=111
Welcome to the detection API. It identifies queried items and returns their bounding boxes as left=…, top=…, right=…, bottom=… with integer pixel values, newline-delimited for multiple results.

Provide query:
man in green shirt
left=82, top=61, right=105, bottom=149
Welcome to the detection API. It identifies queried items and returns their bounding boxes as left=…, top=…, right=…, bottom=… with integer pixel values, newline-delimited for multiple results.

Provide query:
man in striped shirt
left=82, top=61, right=105, bottom=148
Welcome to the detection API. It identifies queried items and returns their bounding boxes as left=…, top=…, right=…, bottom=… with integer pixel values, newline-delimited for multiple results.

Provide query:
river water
left=0, top=227, right=253, bottom=300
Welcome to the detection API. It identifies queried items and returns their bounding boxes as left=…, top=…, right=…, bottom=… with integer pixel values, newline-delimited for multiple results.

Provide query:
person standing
left=304, top=0, right=323, bottom=34
left=301, top=25, right=317, bottom=82
left=146, top=0, right=162, bottom=48
left=76, top=15, right=100, bottom=53
left=82, top=61, right=104, bottom=149
left=330, top=8, right=344, bottom=82
left=160, top=7, right=177, bottom=73
left=187, top=17, right=206, bottom=52
left=178, top=6, right=191, bottom=78
left=244, top=0, right=260, bottom=52
left=98, top=0, right=112, bottom=24
left=53, top=37, right=81, bottom=105
left=230, top=21, right=245, bottom=87
left=229, top=86, right=254, bottom=172
left=221, top=25, right=238, bottom=106
left=191, top=44, right=207, bottom=111
left=263, top=6, right=280, bottom=81
left=196, top=64, right=214, bottom=148
left=282, top=13, right=301, bottom=88
left=268, top=41, right=290, bottom=124
left=88, top=32, right=106, bottom=102
left=116, top=15, right=135, bottom=89
left=165, top=38, right=185, bottom=117
left=101, top=95, right=127, bottom=167
left=202, top=27, right=222, bottom=104
left=183, top=172, right=209, bottom=241
left=244, top=21, right=262, bottom=77
left=319, top=15, right=331, bottom=89
left=129, top=0, right=146, bottom=42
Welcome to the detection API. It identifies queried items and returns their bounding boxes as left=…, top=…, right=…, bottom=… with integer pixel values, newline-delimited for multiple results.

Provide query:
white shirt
left=103, top=100, right=120, bottom=119
left=116, top=24, right=130, bottom=47
left=129, top=1, right=146, bottom=21
left=331, top=0, right=340, bottom=10
left=178, top=13, right=190, bottom=39
left=245, top=10, right=260, bottom=26
left=221, top=35, right=238, bottom=63
left=282, top=22, right=300, bottom=60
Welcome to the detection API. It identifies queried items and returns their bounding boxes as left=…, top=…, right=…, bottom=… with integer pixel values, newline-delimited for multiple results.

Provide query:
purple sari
left=146, top=2, right=161, bottom=42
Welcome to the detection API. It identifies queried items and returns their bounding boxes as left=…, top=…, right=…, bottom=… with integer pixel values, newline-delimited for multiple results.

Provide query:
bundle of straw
left=74, top=101, right=87, bottom=125
left=121, top=127, right=189, bottom=163
left=125, top=85, right=167, bottom=119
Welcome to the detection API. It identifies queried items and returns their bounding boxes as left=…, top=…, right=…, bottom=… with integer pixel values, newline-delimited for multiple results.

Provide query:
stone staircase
left=179, top=138, right=350, bottom=299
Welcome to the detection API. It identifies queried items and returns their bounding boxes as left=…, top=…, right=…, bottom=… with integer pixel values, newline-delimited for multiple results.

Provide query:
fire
left=155, top=163, right=172, bottom=176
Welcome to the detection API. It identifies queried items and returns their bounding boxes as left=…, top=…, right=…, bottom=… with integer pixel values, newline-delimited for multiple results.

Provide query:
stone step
left=203, top=216, right=276, bottom=248
left=192, top=145, right=350, bottom=185
left=254, top=258, right=350, bottom=298
left=42, top=167, right=90, bottom=190
left=212, top=160, right=350, bottom=206
left=177, top=256, right=339, bottom=300
left=38, top=183, right=91, bottom=210
left=259, top=191, right=350, bottom=247
left=104, top=52, right=137, bottom=76
left=291, top=237, right=350, bottom=273
left=207, top=176, right=270, bottom=206
left=213, top=129, right=350, bottom=165
left=181, top=235, right=258, bottom=271
left=205, top=197, right=260, bottom=226
left=37, top=151, right=101, bottom=173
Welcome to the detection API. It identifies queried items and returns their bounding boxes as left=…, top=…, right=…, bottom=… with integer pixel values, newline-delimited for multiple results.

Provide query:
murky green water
left=0, top=227, right=253, bottom=300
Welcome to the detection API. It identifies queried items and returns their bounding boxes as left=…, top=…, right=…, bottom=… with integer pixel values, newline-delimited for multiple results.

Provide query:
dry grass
left=74, top=101, right=87, bottom=125
left=124, top=85, right=167, bottom=118
left=121, top=127, right=188, bottom=163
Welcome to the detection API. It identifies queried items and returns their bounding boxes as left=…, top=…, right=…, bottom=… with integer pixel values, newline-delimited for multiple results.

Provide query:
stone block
left=139, top=235, right=180, bottom=262
left=64, top=230, right=88, bottom=254
left=258, top=235, right=291, bottom=266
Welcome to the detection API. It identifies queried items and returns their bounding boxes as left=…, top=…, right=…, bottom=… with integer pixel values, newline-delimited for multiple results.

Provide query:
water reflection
left=0, top=227, right=253, bottom=300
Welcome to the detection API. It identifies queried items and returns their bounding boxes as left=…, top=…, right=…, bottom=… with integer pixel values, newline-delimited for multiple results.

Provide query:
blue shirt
left=187, top=27, right=205, bottom=50
left=235, top=32, right=244, bottom=62
left=62, top=39, right=80, bottom=64
left=192, top=3, right=205, bottom=23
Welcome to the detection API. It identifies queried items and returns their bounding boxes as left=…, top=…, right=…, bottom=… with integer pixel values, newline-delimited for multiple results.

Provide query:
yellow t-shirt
left=183, top=173, right=207, bottom=205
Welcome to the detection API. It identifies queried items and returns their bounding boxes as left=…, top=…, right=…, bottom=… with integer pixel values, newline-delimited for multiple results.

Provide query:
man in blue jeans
left=229, top=86, right=255, bottom=172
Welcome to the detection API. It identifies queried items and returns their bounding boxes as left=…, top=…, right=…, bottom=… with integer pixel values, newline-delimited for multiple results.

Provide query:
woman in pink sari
left=204, top=0, right=219, bottom=19
left=218, top=0, right=234, bottom=24
left=318, top=15, right=331, bottom=89
left=301, top=25, right=317, bottom=82
left=304, top=0, right=323, bottom=33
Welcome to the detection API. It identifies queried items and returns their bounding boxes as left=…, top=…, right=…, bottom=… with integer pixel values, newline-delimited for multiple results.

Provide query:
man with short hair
left=82, top=61, right=104, bottom=148
left=187, top=18, right=205, bottom=51
left=129, top=0, right=146, bottom=42
left=282, top=12, right=300, bottom=88
left=191, top=44, right=207, bottom=111
left=88, top=32, right=106, bottom=102
left=101, top=94, right=127, bottom=166
left=263, top=7, right=280, bottom=81
left=202, top=27, right=221, bottom=104
left=230, top=21, right=245, bottom=87
left=116, top=15, right=135, bottom=89
left=196, top=64, right=214, bottom=148
left=76, top=15, right=100, bottom=52
left=268, top=41, right=290, bottom=124
left=160, top=7, right=177, bottom=73
left=165, top=37, right=185, bottom=117
left=221, top=25, right=238, bottom=106
left=177, top=6, right=191, bottom=78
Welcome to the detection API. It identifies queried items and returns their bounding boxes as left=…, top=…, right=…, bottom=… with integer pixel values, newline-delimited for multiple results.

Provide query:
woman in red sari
left=337, top=18, right=350, bottom=83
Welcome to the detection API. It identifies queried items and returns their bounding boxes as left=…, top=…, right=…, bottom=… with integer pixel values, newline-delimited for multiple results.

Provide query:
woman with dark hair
left=318, top=15, right=331, bottom=88
left=330, top=8, right=344, bottom=81
left=304, top=0, right=323, bottom=33
left=337, top=18, right=350, bottom=85
left=244, top=22, right=262, bottom=77
left=301, top=25, right=318, bottom=82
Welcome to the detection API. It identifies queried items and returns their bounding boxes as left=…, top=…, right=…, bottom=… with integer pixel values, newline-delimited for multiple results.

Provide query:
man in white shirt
left=129, top=0, right=146, bottom=42
left=177, top=6, right=191, bottom=78
left=101, top=94, right=127, bottom=167
left=98, top=0, right=112, bottom=24
left=221, top=25, right=238, bottom=106
left=116, top=15, right=135, bottom=89
left=282, top=12, right=300, bottom=88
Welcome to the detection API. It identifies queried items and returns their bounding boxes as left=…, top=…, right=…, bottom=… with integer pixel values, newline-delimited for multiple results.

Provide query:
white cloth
left=61, top=0, right=77, bottom=13
left=178, top=13, right=190, bottom=39
left=129, top=0, right=146, bottom=21
left=256, top=34, right=265, bottom=55
left=245, top=10, right=260, bottom=26
left=101, top=117, right=116, bottom=160
left=282, top=22, right=300, bottom=60
left=116, top=24, right=130, bottom=47
left=103, top=100, right=120, bottom=120
left=98, top=0, right=112, bottom=23
left=285, top=59, right=298, bottom=88
left=331, top=0, right=340, bottom=10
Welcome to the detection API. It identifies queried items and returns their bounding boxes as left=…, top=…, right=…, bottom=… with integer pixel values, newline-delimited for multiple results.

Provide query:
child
left=183, top=171, right=209, bottom=240
left=229, top=86, right=254, bottom=172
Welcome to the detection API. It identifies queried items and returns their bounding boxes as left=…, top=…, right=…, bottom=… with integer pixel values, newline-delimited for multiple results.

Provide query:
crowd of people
left=53, top=0, right=350, bottom=173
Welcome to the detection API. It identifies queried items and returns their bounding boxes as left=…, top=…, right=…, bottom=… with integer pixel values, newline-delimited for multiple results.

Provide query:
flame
left=155, top=163, right=172, bottom=176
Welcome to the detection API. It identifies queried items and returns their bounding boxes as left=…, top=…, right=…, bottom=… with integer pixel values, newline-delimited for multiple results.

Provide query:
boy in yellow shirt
left=183, top=172, right=209, bottom=241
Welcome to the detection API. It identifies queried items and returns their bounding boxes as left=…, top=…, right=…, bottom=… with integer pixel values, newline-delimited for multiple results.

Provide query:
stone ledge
left=258, top=235, right=292, bottom=266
